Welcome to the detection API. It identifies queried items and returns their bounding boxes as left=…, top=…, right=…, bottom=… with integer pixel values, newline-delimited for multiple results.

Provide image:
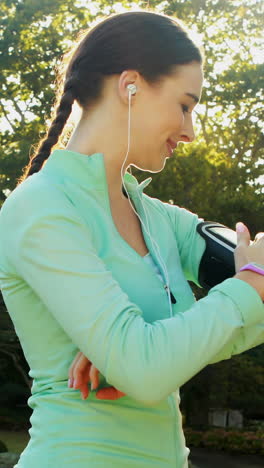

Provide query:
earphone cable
left=121, top=89, right=173, bottom=317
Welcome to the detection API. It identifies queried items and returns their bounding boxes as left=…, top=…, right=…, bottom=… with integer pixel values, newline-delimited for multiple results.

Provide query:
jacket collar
left=42, top=149, right=152, bottom=198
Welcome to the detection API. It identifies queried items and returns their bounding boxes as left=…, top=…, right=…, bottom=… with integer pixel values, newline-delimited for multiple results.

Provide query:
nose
left=179, top=114, right=195, bottom=143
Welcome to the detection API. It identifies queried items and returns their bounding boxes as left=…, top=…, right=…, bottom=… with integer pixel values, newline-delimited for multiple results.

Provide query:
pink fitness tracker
left=239, top=262, right=264, bottom=276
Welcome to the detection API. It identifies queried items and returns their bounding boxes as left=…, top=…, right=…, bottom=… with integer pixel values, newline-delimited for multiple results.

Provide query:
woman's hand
left=234, top=222, right=264, bottom=301
left=234, top=222, right=264, bottom=272
left=68, top=351, right=126, bottom=400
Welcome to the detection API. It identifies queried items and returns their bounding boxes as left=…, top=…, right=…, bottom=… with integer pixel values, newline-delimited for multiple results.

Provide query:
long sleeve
left=158, top=200, right=206, bottom=286
left=6, top=198, right=263, bottom=406
left=208, top=322, right=264, bottom=364
left=161, top=200, right=264, bottom=364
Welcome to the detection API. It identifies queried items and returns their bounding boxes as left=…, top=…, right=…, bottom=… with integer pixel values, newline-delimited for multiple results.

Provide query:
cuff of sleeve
left=209, top=278, right=264, bottom=327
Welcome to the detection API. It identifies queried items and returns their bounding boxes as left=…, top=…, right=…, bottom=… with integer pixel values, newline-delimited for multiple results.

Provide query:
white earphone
left=121, top=81, right=173, bottom=318
left=126, top=84, right=137, bottom=95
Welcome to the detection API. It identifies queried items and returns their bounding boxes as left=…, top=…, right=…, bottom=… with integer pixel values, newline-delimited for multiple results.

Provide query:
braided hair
left=17, top=10, right=202, bottom=185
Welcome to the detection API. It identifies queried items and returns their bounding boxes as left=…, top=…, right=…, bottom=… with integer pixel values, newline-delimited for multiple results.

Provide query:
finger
left=90, top=365, right=100, bottom=390
left=95, top=386, right=126, bottom=400
left=73, top=354, right=91, bottom=389
left=79, top=381, right=90, bottom=400
left=77, top=362, right=91, bottom=387
left=75, top=362, right=91, bottom=400
left=254, top=232, right=264, bottom=242
left=68, top=351, right=83, bottom=387
left=236, top=222, right=251, bottom=246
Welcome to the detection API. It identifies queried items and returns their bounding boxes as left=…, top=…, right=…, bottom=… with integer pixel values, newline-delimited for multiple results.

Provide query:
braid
left=16, top=79, right=75, bottom=185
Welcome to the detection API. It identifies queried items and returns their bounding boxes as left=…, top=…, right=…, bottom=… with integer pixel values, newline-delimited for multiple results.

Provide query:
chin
left=132, top=155, right=167, bottom=173
left=152, top=163, right=165, bottom=173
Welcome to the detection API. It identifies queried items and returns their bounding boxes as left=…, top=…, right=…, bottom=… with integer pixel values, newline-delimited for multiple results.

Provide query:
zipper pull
left=164, top=285, right=177, bottom=304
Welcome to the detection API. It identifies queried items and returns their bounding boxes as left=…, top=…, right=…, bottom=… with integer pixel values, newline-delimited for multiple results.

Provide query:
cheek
left=138, top=116, right=159, bottom=142
left=134, top=101, right=183, bottom=145
left=162, top=101, right=184, bottom=133
left=172, top=107, right=184, bottom=130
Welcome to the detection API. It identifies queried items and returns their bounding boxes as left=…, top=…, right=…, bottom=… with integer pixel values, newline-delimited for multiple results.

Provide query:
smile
left=166, top=142, right=173, bottom=156
left=166, top=139, right=177, bottom=157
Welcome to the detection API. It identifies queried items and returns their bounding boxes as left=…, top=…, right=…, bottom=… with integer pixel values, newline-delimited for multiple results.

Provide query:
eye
left=181, top=104, right=189, bottom=113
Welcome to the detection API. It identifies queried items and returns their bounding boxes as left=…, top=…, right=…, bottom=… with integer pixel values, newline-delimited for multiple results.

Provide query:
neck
left=65, top=142, right=130, bottom=202
left=65, top=92, right=136, bottom=201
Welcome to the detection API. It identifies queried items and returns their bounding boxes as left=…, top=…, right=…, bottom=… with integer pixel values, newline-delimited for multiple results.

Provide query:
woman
left=0, top=10, right=263, bottom=468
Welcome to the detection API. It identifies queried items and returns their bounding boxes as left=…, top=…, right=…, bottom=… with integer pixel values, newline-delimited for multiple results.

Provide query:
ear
left=117, top=70, right=141, bottom=104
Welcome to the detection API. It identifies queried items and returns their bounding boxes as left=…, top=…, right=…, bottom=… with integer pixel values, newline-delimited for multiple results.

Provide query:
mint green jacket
left=0, top=149, right=263, bottom=468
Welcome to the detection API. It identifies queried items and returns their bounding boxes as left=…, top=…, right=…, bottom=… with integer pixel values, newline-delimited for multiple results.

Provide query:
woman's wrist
left=234, top=270, right=264, bottom=302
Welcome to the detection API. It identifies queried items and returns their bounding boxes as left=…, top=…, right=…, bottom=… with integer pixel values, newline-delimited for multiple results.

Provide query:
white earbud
left=127, top=84, right=137, bottom=95
left=121, top=81, right=173, bottom=318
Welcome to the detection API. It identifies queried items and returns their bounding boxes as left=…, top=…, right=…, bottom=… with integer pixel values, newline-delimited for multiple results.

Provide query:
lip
left=166, top=139, right=177, bottom=157
left=167, top=138, right=178, bottom=150
left=166, top=142, right=173, bottom=157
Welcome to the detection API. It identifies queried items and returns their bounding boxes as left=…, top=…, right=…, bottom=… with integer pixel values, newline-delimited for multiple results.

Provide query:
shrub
left=185, top=428, right=264, bottom=455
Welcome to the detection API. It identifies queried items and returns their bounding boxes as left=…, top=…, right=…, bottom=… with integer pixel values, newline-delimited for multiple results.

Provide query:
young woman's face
left=130, top=61, right=203, bottom=172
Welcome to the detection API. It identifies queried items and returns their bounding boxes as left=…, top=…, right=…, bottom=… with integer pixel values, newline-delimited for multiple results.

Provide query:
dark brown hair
left=17, top=10, right=202, bottom=185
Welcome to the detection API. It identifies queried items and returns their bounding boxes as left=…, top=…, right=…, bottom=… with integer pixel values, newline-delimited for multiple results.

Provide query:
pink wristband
left=239, top=262, right=264, bottom=276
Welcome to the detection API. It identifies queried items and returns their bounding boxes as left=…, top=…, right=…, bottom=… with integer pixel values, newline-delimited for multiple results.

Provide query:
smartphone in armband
left=196, top=221, right=240, bottom=290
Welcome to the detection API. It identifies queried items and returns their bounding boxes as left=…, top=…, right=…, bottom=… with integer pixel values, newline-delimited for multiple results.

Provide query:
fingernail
left=236, top=222, right=245, bottom=233
left=68, top=378, right=73, bottom=388
left=73, top=379, right=78, bottom=389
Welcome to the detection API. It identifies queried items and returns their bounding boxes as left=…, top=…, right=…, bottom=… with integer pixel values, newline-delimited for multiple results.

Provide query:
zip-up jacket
left=0, top=149, right=263, bottom=468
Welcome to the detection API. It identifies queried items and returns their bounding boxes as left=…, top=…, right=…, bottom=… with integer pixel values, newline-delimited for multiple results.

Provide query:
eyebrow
left=185, top=93, right=200, bottom=103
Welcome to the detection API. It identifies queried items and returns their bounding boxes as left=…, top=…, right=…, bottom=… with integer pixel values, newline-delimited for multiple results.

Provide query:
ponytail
left=17, top=80, right=75, bottom=185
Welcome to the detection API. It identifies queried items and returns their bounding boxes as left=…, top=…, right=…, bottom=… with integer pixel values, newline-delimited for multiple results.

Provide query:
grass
left=0, top=430, right=29, bottom=454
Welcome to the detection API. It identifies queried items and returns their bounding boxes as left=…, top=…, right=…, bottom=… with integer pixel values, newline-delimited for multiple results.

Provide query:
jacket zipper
left=164, top=284, right=177, bottom=304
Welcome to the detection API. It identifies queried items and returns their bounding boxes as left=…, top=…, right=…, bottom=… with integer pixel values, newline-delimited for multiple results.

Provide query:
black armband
left=196, top=221, right=237, bottom=290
